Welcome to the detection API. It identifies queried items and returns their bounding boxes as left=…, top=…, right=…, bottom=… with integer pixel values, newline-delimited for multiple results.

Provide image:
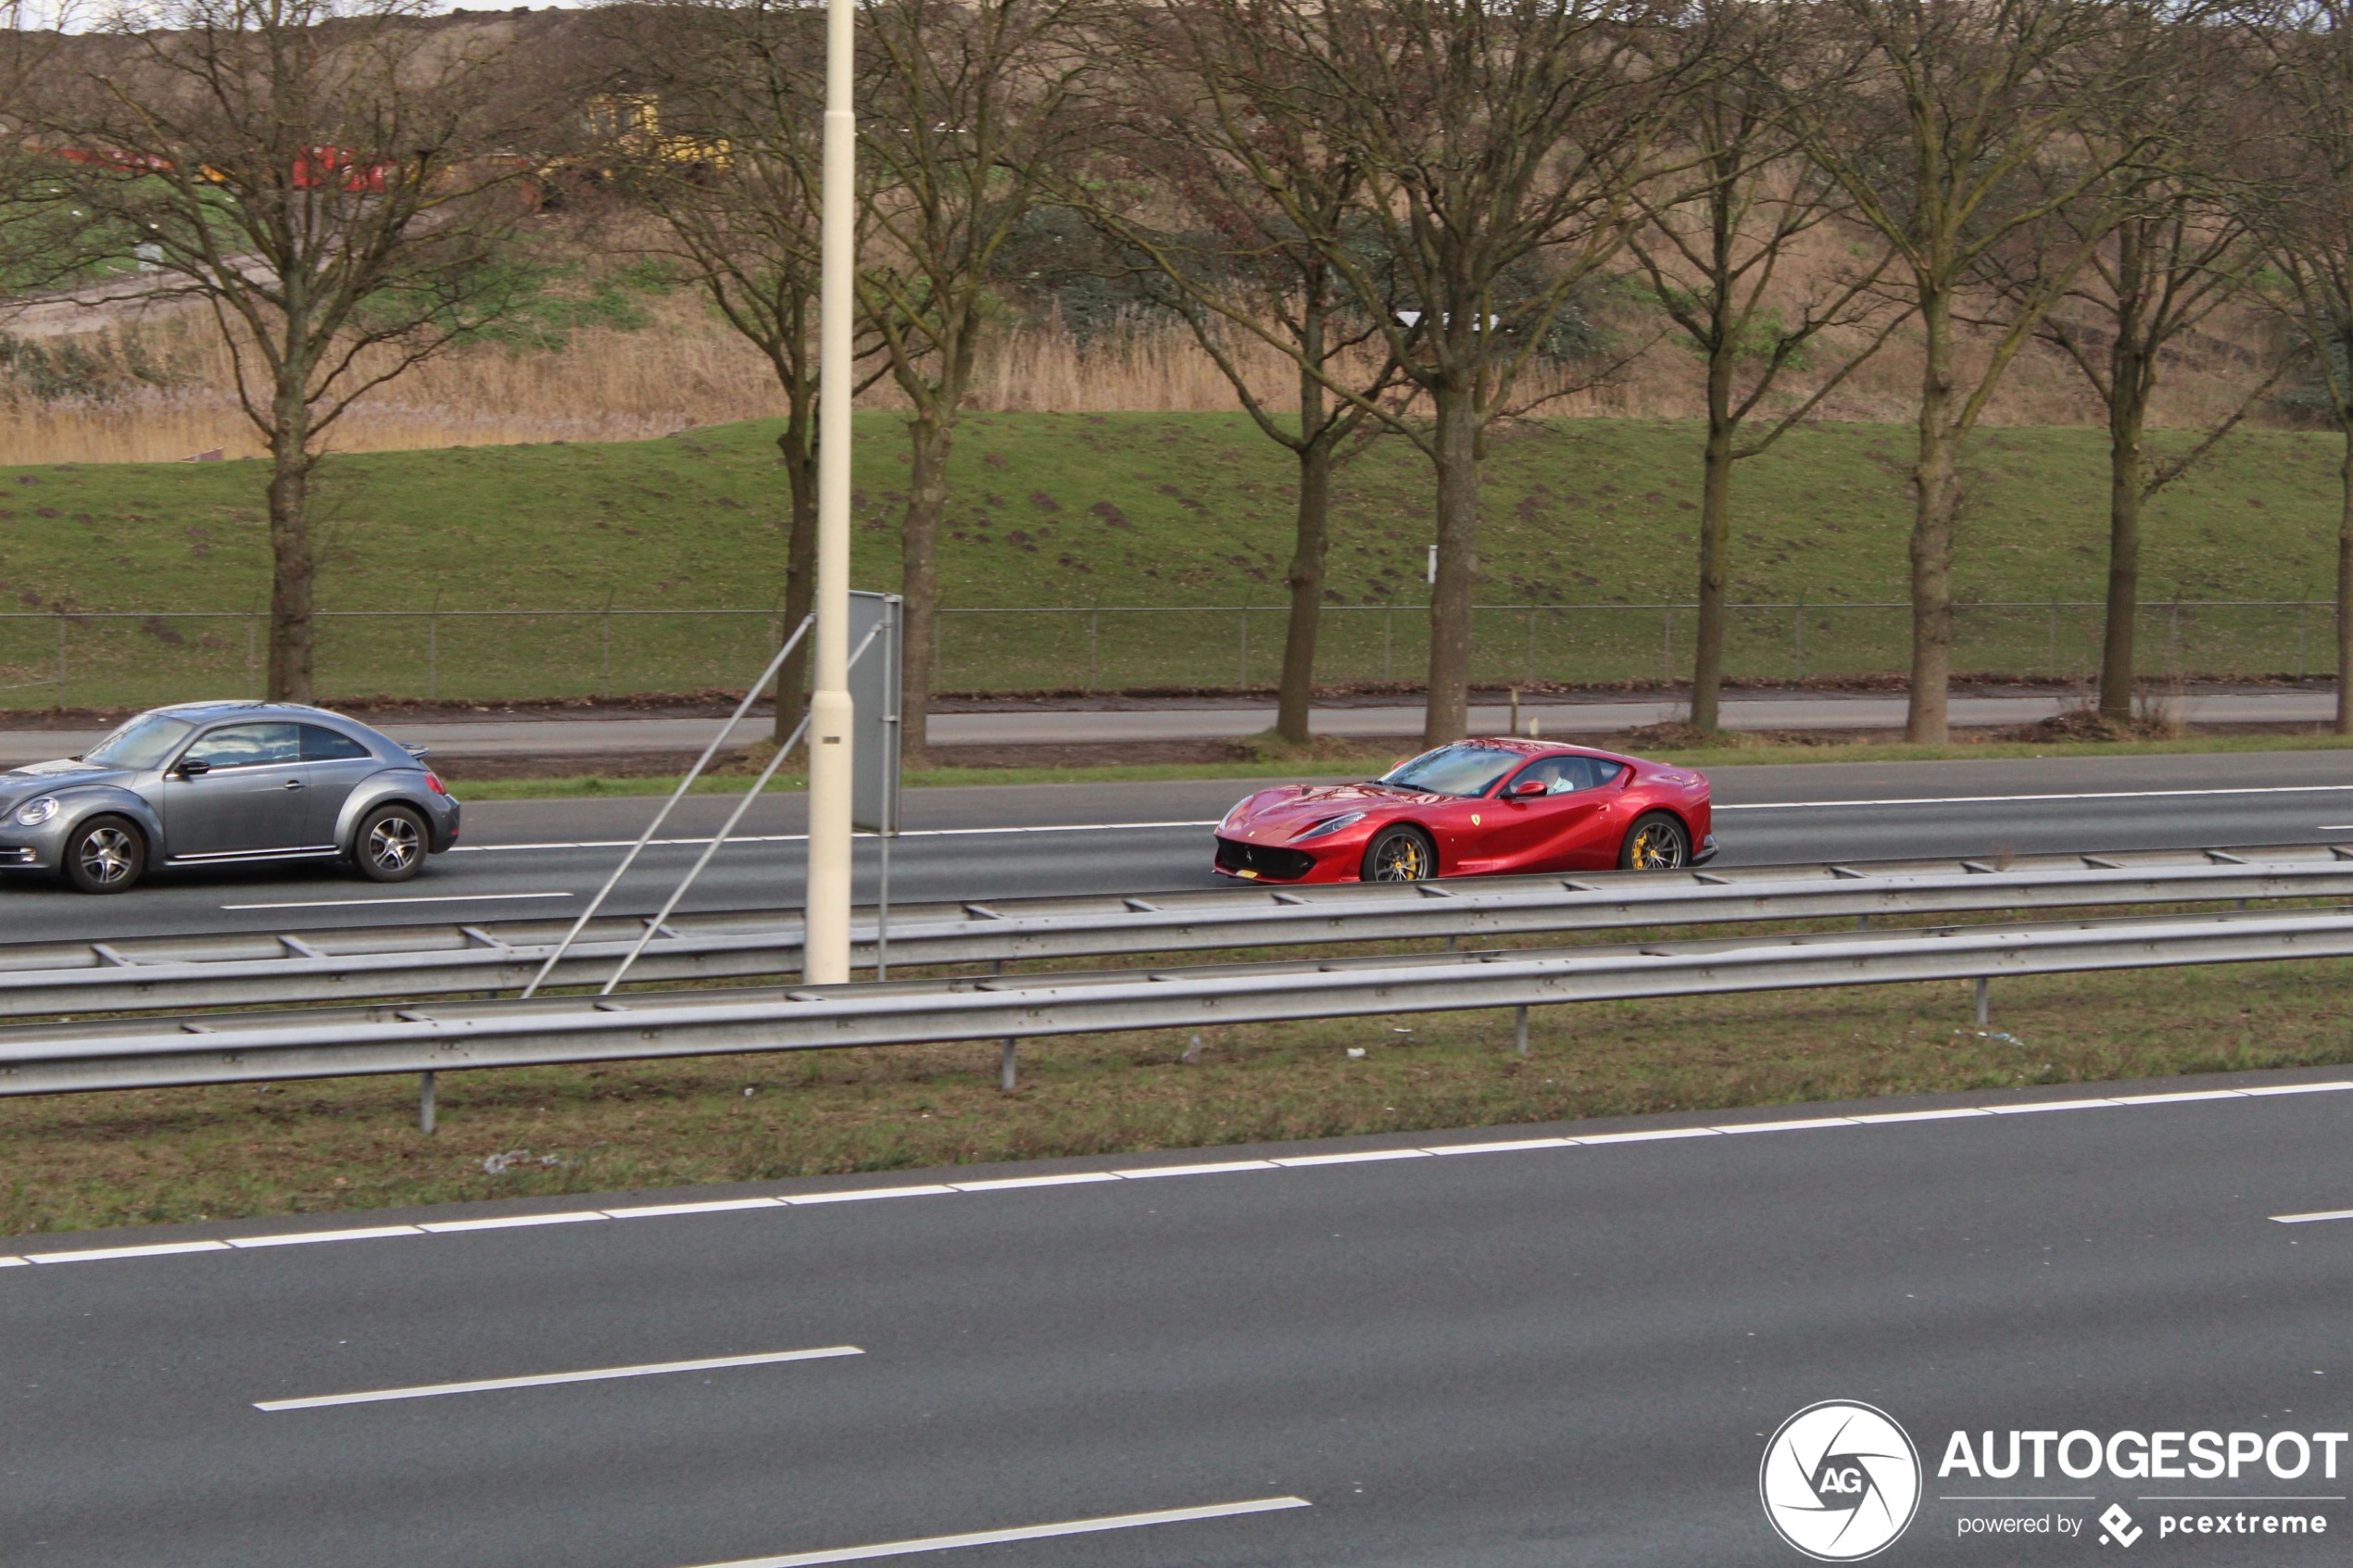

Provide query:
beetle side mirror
left=176, top=757, right=211, bottom=778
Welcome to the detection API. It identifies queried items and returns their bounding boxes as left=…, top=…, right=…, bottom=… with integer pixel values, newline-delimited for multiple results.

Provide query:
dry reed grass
left=0, top=280, right=2298, bottom=465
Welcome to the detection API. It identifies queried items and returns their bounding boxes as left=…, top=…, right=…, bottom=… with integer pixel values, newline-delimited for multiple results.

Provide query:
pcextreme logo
left=1760, top=1400, right=1925, bottom=1562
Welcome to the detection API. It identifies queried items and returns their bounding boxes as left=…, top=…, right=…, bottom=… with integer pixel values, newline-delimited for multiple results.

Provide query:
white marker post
left=803, top=0, right=858, bottom=985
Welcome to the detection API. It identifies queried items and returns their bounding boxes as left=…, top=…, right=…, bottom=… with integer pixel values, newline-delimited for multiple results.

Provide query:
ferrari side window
left=1512, top=758, right=1582, bottom=795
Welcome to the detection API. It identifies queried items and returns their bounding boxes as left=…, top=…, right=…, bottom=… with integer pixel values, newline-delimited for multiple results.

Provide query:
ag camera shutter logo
left=1760, top=1400, right=1923, bottom=1561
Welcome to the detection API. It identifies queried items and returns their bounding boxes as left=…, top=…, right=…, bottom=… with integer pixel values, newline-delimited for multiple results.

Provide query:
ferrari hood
left=1223, top=782, right=1434, bottom=836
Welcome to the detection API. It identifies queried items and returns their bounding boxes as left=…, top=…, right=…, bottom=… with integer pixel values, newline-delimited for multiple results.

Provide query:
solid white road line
left=1716, top=784, right=2353, bottom=811
left=220, top=892, right=573, bottom=911
left=11, top=1081, right=2349, bottom=1270
left=449, top=821, right=1223, bottom=855
left=682, top=1497, right=1313, bottom=1568
left=255, top=1346, right=863, bottom=1412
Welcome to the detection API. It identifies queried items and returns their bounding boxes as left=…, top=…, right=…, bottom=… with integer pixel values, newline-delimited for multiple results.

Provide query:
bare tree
left=2246, top=0, right=2353, bottom=734
left=0, top=2, right=79, bottom=295
left=858, top=0, right=1099, bottom=761
left=1184, top=0, right=1683, bottom=747
left=606, top=0, right=875, bottom=746
left=1795, top=0, right=2156, bottom=742
left=1975, top=4, right=2269, bottom=724
left=38, top=0, right=530, bottom=703
left=1627, top=0, right=1904, bottom=734
left=1071, top=5, right=1401, bottom=744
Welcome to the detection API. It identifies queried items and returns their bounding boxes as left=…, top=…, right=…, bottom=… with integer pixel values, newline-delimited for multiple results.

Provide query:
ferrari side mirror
left=1510, top=777, right=1545, bottom=797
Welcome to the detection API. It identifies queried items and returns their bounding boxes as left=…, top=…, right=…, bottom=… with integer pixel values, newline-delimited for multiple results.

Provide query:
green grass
left=7, top=954, right=2347, bottom=1236
left=1, top=413, right=2346, bottom=706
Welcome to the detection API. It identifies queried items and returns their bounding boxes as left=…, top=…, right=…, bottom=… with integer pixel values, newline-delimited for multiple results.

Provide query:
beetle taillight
left=426, top=772, right=447, bottom=795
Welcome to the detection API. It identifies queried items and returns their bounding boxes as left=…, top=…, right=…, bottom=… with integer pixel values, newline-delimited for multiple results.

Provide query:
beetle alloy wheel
left=77, top=826, right=136, bottom=886
left=1368, top=831, right=1430, bottom=881
left=365, top=814, right=422, bottom=873
left=1627, top=820, right=1688, bottom=870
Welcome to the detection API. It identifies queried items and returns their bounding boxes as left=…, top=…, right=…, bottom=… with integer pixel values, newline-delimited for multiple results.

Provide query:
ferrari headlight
left=1220, top=797, right=1252, bottom=830
left=1291, top=811, right=1365, bottom=842
left=14, top=796, right=59, bottom=826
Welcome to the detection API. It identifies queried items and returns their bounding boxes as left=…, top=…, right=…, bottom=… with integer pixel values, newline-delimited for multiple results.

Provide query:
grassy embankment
left=0, top=413, right=2347, bottom=708
left=6, top=950, right=2347, bottom=1236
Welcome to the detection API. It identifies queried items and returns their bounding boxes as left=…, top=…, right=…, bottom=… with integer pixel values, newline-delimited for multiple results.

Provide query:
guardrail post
left=53, top=611, right=65, bottom=709
left=1526, top=608, right=1536, bottom=684
left=419, top=1071, right=436, bottom=1135
left=1973, top=976, right=1990, bottom=1028
left=1088, top=608, right=1100, bottom=694
left=1237, top=607, right=1250, bottom=688
left=427, top=594, right=440, bottom=702
left=999, top=1038, right=1017, bottom=1092
left=1513, top=1004, right=1529, bottom=1057
left=1382, top=608, right=1393, bottom=684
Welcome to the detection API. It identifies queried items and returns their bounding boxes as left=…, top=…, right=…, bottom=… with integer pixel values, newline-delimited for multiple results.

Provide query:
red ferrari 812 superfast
left=1213, top=739, right=1714, bottom=884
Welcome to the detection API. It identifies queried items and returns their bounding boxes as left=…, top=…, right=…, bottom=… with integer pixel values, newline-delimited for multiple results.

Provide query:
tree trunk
left=264, top=407, right=315, bottom=705
left=1424, top=384, right=1479, bottom=747
left=899, top=408, right=952, bottom=762
left=2338, top=422, right=2353, bottom=736
left=2096, top=368, right=2147, bottom=723
left=1690, top=350, right=1738, bottom=734
left=1277, top=436, right=1332, bottom=746
left=1906, top=294, right=1958, bottom=744
left=774, top=408, right=818, bottom=747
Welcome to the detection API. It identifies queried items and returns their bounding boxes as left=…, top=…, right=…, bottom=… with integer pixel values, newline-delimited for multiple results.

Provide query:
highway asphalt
left=6, top=1069, right=2349, bottom=1566
left=2, top=748, right=2347, bottom=945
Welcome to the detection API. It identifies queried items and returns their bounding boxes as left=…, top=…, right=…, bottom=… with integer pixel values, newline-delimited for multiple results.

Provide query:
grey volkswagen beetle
left=0, top=701, right=461, bottom=893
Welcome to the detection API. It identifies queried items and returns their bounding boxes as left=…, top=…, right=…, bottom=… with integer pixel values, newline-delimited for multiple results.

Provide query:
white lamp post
left=802, top=0, right=857, bottom=985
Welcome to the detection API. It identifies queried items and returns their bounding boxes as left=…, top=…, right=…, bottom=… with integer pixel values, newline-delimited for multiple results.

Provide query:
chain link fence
left=0, top=601, right=2330, bottom=710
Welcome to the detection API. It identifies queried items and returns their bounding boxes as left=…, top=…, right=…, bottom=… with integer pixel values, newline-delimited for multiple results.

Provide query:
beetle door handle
left=282, top=779, right=306, bottom=790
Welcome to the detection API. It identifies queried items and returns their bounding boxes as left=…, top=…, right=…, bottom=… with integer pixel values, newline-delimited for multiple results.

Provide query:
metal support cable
left=601, top=710, right=812, bottom=995
left=600, top=616, right=888, bottom=996
left=520, top=614, right=813, bottom=999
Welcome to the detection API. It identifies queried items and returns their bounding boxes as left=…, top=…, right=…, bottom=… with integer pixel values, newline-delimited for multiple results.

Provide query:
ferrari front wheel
left=1362, top=824, right=1436, bottom=882
left=1618, top=811, right=1690, bottom=871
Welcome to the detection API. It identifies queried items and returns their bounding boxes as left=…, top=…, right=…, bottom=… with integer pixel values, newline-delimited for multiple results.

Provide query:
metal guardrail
left=6, top=846, right=2352, bottom=1019
left=6, top=904, right=2353, bottom=1096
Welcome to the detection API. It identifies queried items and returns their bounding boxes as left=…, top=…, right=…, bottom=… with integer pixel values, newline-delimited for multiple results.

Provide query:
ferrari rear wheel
left=1362, top=824, right=1436, bottom=882
left=1618, top=811, right=1690, bottom=872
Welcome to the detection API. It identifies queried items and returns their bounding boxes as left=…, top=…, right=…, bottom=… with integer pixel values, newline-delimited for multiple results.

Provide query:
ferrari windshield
left=82, top=713, right=195, bottom=770
left=1377, top=744, right=1520, bottom=797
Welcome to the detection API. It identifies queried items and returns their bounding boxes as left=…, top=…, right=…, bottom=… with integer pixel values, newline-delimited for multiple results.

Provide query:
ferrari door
left=1479, top=756, right=1613, bottom=872
left=1554, top=759, right=1632, bottom=868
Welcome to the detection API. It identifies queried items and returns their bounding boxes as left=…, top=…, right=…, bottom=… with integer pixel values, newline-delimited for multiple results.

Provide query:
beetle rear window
left=300, top=725, right=373, bottom=761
